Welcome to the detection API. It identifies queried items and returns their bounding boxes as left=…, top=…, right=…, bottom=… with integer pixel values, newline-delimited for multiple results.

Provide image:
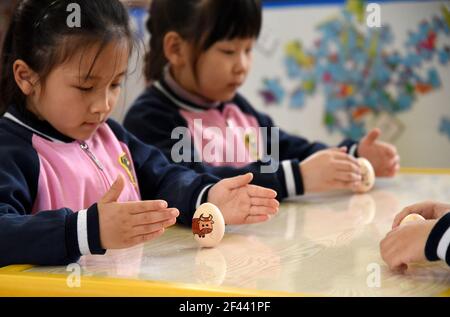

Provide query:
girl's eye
left=111, top=82, right=123, bottom=89
left=220, top=49, right=235, bottom=55
left=76, top=86, right=94, bottom=92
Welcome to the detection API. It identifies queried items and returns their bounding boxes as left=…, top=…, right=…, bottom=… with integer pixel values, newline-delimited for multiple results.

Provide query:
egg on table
left=192, top=203, right=225, bottom=248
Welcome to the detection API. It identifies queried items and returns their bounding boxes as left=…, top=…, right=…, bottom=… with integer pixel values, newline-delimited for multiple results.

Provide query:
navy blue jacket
left=0, top=105, right=217, bottom=267
left=124, top=77, right=359, bottom=201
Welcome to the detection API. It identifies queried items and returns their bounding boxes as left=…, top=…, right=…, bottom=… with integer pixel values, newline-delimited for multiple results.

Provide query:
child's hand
left=97, top=175, right=179, bottom=249
left=299, top=147, right=362, bottom=193
left=207, top=173, right=279, bottom=225
left=357, top=128, right=400, bottom=177
left=392, top=201, right=450, bottom=229
left=380, top=220, right=437, bottom=272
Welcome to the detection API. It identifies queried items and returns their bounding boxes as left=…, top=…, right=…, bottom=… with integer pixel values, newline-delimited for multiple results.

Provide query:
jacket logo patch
left=244, top=131, right=261, bottom=161
left=119, top=152, right=137, bottom=187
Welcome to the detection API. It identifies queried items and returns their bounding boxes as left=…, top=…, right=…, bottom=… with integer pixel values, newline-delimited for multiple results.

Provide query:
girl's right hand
left=299, top=147, right=362, bottom=193
left=97, top=175, right=179, bottom=249
left=392, top=201, right=450, bottom=229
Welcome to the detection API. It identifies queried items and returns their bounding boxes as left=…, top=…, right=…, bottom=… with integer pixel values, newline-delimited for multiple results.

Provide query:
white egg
left=400, top=213, right=426, bottom=226
left=353, top=158, right=375, bottom=193
left=192, top=203, right=225, bottom=248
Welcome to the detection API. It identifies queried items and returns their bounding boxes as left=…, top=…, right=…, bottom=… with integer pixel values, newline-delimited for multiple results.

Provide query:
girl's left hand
left=357, top=128, right=400, bottom=177
left=207, top=173, right=279, bottom=225
left=380, top=220, right=437, bottom=272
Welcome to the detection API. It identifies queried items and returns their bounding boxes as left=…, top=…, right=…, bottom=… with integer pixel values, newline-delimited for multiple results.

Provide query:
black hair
left=0, top=0, right=135, bottom=114
left=145, top=0, right=262, bottom=82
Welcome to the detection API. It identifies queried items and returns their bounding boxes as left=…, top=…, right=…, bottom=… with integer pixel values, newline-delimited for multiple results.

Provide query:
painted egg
left=192, top=203, right=225, bottom=248
left=353, top=158, right=375, bottom=193
left=400, top=213, right=426, bottom=226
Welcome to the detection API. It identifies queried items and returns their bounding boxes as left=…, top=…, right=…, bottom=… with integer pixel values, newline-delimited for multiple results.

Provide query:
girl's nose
left=91, top=94, right=112, bottom=118
left=234, top=52, right=250, bottom=74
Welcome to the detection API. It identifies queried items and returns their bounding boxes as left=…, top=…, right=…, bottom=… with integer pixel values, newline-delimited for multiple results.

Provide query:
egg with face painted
left=192, top=203, right=225, bottom=248
left=353, top=158, right=375, bottom=193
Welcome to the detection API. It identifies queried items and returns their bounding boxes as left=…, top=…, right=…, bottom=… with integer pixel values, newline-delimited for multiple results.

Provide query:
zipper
left=78, top=141, right=112, bottom=189
left=79, top=141, right=105, bottom=171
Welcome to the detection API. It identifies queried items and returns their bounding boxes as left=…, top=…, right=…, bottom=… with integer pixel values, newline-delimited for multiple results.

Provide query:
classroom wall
left=240, top=0, right=450, bottom=169
left=118, top=0, right=450, bottom=169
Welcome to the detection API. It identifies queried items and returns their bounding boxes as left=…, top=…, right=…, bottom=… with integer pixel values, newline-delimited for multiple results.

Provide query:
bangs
left=200, top=0, right=262, bottom=50
left=40, top=33, right=133, bottom=82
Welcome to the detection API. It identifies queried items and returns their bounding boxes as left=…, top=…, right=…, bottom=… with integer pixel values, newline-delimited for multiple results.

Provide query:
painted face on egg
left=353, top=158, right=375, bottom=193
left=361, top=164, right=370, bottom=187
left=192, top=203, right=225, bottom=248
left=192, top=213, right=215, bottom=238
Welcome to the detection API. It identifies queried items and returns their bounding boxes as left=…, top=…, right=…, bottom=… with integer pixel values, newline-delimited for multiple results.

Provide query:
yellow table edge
left=400, top=167, right=450, bottom=175
left=0, top=265, right=313, bottom=297
left=1, top=168, right=449, bottom=297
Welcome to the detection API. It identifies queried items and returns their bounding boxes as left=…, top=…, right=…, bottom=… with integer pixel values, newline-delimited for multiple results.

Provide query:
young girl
left=0, top=0, right=279, bottom=267
left=380, top=201, right=450, bottom=271
left=124, top=0, right=400, bottom=201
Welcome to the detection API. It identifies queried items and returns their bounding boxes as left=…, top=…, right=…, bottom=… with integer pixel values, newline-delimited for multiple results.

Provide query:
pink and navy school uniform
left=425, top=212, right=450, bottom=266
left=0, top=105, right=218, bottom=267
left=124, top=68, right=359, bottom=201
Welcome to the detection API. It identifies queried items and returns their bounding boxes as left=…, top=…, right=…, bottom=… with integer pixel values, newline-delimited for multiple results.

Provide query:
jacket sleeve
left=425, top=212, right=450, bottom=266
left=0, top=131, right=104, bottom=267
left=108, top=120, right=219, bottom=226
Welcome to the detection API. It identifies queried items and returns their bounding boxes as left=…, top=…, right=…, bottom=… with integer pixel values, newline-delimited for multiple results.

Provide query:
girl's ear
left=13, top=60, right=40, bottom=96
left=163, top=31, right=189, bottom=67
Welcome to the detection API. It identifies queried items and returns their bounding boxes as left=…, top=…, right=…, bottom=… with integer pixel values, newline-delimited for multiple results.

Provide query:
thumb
left=362, top=128, right=381, bottom=145
left=221, top=173, right=253, bottom=189
left=100, top=174, right=125, bottom=204
left=329, top=146, right=347, bottom=153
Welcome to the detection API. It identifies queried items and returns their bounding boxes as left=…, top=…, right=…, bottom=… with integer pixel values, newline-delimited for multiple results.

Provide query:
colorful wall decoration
left=258, top=1, right=450, bottom=141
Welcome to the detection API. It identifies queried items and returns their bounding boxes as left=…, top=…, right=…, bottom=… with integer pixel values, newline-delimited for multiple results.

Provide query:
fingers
left=392, top=202, right=434, bottom=228
left=99, top=174, right=125, bottom=204
left=330, top=152, right=362, bottom=188
left=244, top=214, right=271, bottom=224
left=249, top=205, right=278, bottom=215
left=363, top=128, right=381, bottom=145
left=330, top=180, right=361, bottom=191
left=251, top=197, right=279, bottom=208
left=121, top=200, right=168, bottom=215
left=392, top=210, right=411, bottom=229
left=131, top=217, right=177, bottom=236
left=332, top=151, right=359, bottom=163
left=129, top=228, right=166, bottom=245
left=383, top=248, right=408, bottom=271
left=383, top=163, right=399, bottom=178
left=384, top=157, right=400, bottom=177
left=334, top=160, right=361, bottom=174
left=131, top=208, right=179, bottom=226
left=247, top=184, right=277, bottom=198
left=380, top=233, right=406, bottom=272
left=220, top=173, right=253, bottom=189
left=329, top=146, right=347, bottom=153
left=334, top=171, right=362, bottom=183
